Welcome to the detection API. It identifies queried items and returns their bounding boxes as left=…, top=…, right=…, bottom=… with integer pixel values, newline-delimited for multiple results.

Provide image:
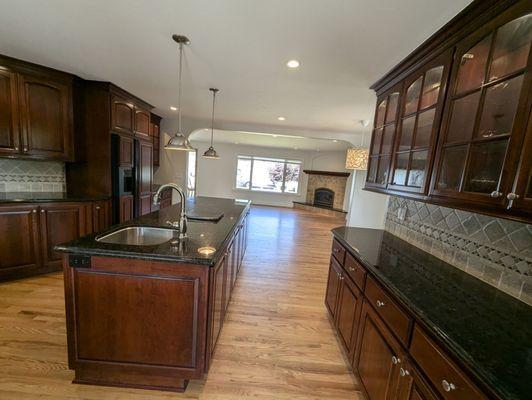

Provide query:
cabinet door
left=151, top=122, right=160, bottom=167
left=389, top=51, right=452, bottom=194
left=0, top=69, right=21, bottom=156
left=431, top=10, right=532, bottom=208
left=356, top=301, right=403, bottom=400
left=119, top=135, right=134, bottom=168
left=138, top=140, right=153, bottom=196
left=139, top=194, right=152, bottom=216
left=366, top=83, right=403, bottom=189
left=398, top=362, right=440, bottom=400
left=134, top=108, right=151, bottom=139
left=0, top=204, right=40, bottom=277
left=335, top=273, right=363, bottom=359
left=324, top=255, right=343, bottom=319
left=210, top=255, right=226, bottom=355
left=92, top=200, right=111, bottom=233
left=224, top=241, right=234, bottom=310
left=111, top=94, right=134, bottom=134
left=39, top=203, right=86, bottom=268
left=119, top=194, right=134, bottom=222
left=18, top=73, right=73, bottom=160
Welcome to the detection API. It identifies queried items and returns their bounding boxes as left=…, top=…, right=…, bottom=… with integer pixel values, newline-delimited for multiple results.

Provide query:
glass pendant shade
left=165, top=132, right=195, bottom=151
left=203, top=146, right=219, bottom=159
left=345, top=147, right=369, bottom=170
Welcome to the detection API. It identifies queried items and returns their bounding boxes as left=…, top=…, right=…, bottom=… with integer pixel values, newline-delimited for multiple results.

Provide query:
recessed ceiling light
left=170, top=106, right=177, bottom=111
left=277, top=116, right=286, bottom=121
left=333, top=140, right=338, bottom=142
left=287, top=60, right=300, bottom=68
left=272, top=134, right=278, bottom=137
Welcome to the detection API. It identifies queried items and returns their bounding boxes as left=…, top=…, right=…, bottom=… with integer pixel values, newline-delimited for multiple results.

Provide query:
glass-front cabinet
left=388, top=51, right=453, bottom=194
left=431, top=10, right=532, bottom=210
left=366, top=83, right=402, bottom=189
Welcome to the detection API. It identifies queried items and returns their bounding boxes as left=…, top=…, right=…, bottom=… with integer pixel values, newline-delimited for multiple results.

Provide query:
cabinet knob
left=32, top=209, right=37, bottom=213
left=95, top=206, right=101, bottom=210
left=23, top=146, right=28, bottom=152
left=490, top=191, right=503, bottom=198
left=14, top=146, right=19, bottom=151
left=333, top=248, right=339, bottom=253
left=441, top=379, right=456, bottom=392
left=507, top=193, right=520, bottom=201
left=348, top=266, right=356, bottom=272
left=399, top=367, right=410, bottom=377
left=41, top=209, right=45, bottom=213
left=391, top=356, right=400, bottom=365
left=376, top=300, right=386, bottom=308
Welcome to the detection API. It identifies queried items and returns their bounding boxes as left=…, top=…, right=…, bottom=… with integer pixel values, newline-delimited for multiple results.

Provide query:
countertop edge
left=331, top=228, right=508, bottom=400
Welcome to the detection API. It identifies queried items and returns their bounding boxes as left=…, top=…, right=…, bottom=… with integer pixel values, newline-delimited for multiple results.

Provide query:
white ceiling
left=190, top=129, right=351, bottom=151
left=0, top=0, right=472, bottom=135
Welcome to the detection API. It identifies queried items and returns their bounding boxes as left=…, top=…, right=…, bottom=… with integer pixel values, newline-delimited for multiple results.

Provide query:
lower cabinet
left=326, top=239, right=488, bottom=400
left=92, top=200, right=111, bottom=233
left=119, top=194, right=134, bottom=222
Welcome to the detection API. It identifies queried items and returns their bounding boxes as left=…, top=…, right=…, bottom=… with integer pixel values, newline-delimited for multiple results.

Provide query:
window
left=235, top=156, right=302, bottom=194
left=186, top=150, right=197, bottom=197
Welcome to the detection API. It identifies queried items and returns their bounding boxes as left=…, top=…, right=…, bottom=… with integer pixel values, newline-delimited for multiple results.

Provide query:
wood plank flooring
left=0, top=205, right=362, bottom=399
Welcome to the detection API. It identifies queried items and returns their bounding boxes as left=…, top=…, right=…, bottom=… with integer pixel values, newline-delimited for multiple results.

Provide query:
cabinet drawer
left=365, top=276, right=411, bottom=345
left=331, top=239, right=345, bottom=265
left=344, top=252, right=366, bottom=290
left=410, top=325, right=486, bottom=400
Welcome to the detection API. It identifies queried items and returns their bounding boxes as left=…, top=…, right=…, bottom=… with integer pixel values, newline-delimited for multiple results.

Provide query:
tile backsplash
left=385, top=196, right=532, bottom=306
left=0, top=159, right=66, bottom=192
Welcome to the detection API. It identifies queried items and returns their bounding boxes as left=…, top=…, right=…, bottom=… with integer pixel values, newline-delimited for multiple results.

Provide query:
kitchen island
left=56, top=196, right=250, bottom=392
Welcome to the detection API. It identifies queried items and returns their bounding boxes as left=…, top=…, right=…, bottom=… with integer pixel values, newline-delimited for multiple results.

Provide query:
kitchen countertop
left=332, top=226, right=532, bottom=400
left=56, top=196, right=251, bottom=266
left=0, top=192, right=110, bottom=203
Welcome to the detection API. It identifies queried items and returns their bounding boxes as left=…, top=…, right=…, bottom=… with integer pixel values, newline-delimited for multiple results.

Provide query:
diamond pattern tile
left=0, top=159, right=65, bottom=192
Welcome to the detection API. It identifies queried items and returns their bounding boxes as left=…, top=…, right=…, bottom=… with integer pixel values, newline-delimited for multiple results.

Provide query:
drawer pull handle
left=507, top=192, right=520, bottom=201
left=442, top=379, right=456, bottom=392
left=376, top=300, right=386, bottom=307
left=391, top=356, right=400, bottom=365
left=400, top=367, right=410, bottom=377
left=348, top=266, right=356, bottom=272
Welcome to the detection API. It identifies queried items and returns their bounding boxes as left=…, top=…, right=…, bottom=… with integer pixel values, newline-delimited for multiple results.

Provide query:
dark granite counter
left=0, top=192, right=110, bottom=203
left=332, top=226, right=532, bottom=400
left=56, top=196, right=251, bottom=266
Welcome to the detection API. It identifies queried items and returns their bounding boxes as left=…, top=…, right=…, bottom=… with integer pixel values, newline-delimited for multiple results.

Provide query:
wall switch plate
left=397, top=206, right=407, bottom=221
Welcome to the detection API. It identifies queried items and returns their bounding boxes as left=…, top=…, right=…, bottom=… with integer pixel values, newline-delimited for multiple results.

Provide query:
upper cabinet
left=110, top=89, right=154, bottom=140
left=111, top=94, right=134, bottom=134
left=365, top=0, right=532, bottom=222
left=0, top=57, right=74, bottom=161
left=134, top=108, right=151, bottom=139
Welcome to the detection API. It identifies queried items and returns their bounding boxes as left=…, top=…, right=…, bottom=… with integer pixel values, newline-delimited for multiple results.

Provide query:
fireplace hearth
left=314, top=187, right=334, bottom=208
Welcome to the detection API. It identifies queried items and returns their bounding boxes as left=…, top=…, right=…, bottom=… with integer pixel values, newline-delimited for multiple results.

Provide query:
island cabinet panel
left=208, top=254, right=227, bottom=361
left=335, top=270, right=363, bottom=359
left=0, top=204, right=41, bottom=279
left=324, top=256, right=343, bottom=319
left=398, top=361, right=441, bottom=400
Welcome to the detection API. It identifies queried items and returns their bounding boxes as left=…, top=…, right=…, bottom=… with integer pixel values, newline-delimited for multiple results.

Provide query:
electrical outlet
left=397, top=206, right=407, bottom=221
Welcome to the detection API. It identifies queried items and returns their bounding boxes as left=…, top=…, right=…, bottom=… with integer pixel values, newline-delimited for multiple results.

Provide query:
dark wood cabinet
left=398, top=361, right=440, bottom=400
left=119, top=195, right=134, bottom=222
left=364, top=0, right=532, bottom=222
left=39, top=203, right=87, bottom=268
left=92, top=200, right=111, bottom=233
left=0, top=204, right=41, bottom=279
left=111, top=94, right=134, bottom=135
left=325, top=256, right=343, bottom=319
left=137, top=140, right=153, bottom=216
left=135, top=108, right=151, bottom=139
left=210, top=254, right=226, bottom=357
left=119, top=135, right=134, bottom=168
left=356, top=301, right=403, bottom=400
left=0, top=69, right=20, bottom=156
left=336, top=269, right=363, bottom=360
left=151, top=114, right=161, bottom=168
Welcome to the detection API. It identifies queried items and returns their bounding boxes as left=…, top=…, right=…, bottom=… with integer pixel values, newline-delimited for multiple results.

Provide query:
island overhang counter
left=56, top=196, right=251, bottom=392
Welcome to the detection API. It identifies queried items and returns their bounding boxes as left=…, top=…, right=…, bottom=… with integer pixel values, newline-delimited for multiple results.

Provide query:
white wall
left=191, top=141, right=350, bottom=208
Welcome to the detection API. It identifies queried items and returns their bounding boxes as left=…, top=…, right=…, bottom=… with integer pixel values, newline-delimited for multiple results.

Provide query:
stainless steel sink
left=96, top=226, right=178, bottom=246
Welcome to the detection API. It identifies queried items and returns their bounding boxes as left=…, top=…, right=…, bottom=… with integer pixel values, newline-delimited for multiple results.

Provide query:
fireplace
left=314, top=187, right=334, bottom=208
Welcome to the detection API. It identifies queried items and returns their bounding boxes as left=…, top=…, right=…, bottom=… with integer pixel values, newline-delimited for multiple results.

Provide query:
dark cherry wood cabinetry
left=134, top=108, right=151, bottom=139
left=0, top=200, right=108, bottom=282
left=111, top=94, right=135, bottom=135
left=365, top=0, right=532, bottom=222
left=138, top=140, right=153, bottom=216
left=326, top=238, right=489, bottom=400
left=119, top=195, right=134, bottom=222
left=0, top=55, right=74, bottom=161
left=119, top=135, right=134, bottom=168
left=151, top=113, right=161, bottom=168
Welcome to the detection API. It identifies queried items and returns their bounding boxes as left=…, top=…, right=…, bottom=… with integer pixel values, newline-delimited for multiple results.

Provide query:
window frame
left=234, top=155, right=303, bottom=195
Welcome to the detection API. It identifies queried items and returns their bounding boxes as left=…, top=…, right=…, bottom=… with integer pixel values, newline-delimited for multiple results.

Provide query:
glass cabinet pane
left=420, top=66, right=444, bottom=109
left=371, top=128, right=383, bottom=155
left=446, top=91, right=481, bottom=143
left=408, top=150, right=429, bottom=187
left=404, top=78, right=422, bottom=115
left=464, top=140, right=508, bottom=193
left=376, top=100, right=387, bottom=127
left=376, top=156, right=390, bottom=185
left=477, top=74, right=524, bottom=138
left=392, top=153, right=409, bottom=186
left=414, top=108, right=436, bottom=148
left=437, top=145, right=467, bottom=191
left=367, top=157, right=378, bottom=183
left=455, top=35, right=492, bottom=94
left=399, top=116, right=415, bottom=151
left=386, top=93, right=400, bottom=123
left=381, top=124, right=396, bottom=154
left=489, top=14, right=532, bottom=81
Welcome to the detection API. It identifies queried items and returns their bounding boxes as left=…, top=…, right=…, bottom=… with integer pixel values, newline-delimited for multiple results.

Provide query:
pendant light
left=203, top=88, right=220, bottom=159
left=165, top=34, right=195, bottom=151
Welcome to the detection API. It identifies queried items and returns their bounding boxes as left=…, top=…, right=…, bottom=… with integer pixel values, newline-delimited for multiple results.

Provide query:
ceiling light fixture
left=165, top=34, right=195, bottom=151
left=170, top=106, right=177, bottom=111
left=203, top=88, right=220, bottom=159
left=277, top=116, right=286, bottom=121
left=287, top=60, right=300, bottom=68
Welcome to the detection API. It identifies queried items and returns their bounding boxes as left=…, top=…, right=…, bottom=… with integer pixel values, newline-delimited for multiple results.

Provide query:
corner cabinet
left=365, top=0, right=532, bottom=222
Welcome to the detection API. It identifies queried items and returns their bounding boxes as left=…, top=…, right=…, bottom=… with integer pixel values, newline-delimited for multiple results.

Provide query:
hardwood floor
left=0, top=205, right=362, bottom=399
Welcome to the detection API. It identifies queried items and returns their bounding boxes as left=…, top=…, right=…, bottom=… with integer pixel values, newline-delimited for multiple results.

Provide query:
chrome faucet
left=152, top=183, right=188, bottom=240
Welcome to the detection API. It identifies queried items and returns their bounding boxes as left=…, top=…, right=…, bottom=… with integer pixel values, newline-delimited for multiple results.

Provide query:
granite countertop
left=332, top=227, right=532, bottom=400
left=56, top=196, right=251, bottom=266
left=0, top=192, right=110, bottom=203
